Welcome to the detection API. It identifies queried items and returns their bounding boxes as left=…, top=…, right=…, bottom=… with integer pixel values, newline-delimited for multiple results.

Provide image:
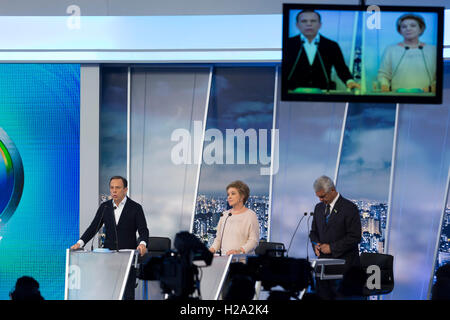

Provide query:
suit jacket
left=81, top=197, right=149, bottom=250
left=309, top=195, right=361, bottom=272
left=284, top=34, right=354, bottom=90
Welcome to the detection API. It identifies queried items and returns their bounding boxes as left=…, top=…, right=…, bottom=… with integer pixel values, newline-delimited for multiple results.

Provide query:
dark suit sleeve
left=329, top=202, right=361, bottom=257
left=284, top=36, right=303, bottom=90
left=331, top=42, right=353, bottom=84
left=80, top=204, right=107, bottom=245
left=309, top=204, right=321, bottom=245
left=135, top=204, right=149, bottom=246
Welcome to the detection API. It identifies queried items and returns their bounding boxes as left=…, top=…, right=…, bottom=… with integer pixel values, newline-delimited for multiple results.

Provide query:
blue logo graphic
left=0, top=127, right=24, bottom=226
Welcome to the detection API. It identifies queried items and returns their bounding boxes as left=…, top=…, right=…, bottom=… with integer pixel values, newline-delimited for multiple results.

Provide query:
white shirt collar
left=300, top=33, right=321, bottom=65
left=113, top=196, right=127, bottom=209
left=329, top=193, right=340, bottom=212
left=300, top=33, right=320, bottom=45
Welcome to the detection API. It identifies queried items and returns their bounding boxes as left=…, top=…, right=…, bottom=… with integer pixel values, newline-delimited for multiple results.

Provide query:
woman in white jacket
left=209, top=180, right=260, bottom=256
left=377, top=13, right=436, bottom=93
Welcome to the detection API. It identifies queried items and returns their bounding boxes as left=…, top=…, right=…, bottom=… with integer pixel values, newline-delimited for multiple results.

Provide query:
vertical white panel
left=334, top=103, right=349, bottom=184
left=386, top=103, right=450, bottom=300
left=384, top=104, right=400, bottom=254
left=267, top=66, right=279, bottom=241
left=80, top=64, right=100, bottom=239
left=127, top=66, right=131, bottom=194
left=190, top=67, right=213, bottom=233
left=130, top=67, right=210, bottom=240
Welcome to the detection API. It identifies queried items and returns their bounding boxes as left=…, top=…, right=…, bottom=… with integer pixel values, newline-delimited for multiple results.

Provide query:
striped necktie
left=325, top=204, right=331, bottom=224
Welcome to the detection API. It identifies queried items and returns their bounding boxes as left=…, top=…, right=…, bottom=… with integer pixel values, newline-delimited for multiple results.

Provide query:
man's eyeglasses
left=317, top=191, right=329, bottom=200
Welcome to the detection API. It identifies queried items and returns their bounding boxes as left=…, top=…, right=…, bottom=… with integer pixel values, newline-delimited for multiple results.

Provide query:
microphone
left=391, top=46, right=410, bottom=81
left=286, top=212, right=308, bottom=257
left=217, top=212, right=232, bottom=256
left=305, top=212, right=314, bottom=262
left=418, top=45, right=433, bottom=92
left=90, top=202, right=109, bottom=252
left=288, top=38, right=305, bottom=81
left=113, top=203, right=119, bottom=252
left=315, top=40, right=331, bottom=92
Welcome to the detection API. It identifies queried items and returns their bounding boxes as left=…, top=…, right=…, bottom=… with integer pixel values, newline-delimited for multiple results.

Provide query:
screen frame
left=281, top=4, right=444, bottom=104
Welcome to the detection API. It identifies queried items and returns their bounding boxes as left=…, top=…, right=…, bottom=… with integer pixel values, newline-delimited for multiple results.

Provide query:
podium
left=64, top=249, right=136, bottom=300
left=310, top=258, right=346, bottom=280
left=198, top=254, right=234, bottom=300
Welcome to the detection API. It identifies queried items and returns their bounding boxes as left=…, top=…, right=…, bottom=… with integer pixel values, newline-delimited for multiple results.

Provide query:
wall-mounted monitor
left=281, top=4, right=444, bottom=104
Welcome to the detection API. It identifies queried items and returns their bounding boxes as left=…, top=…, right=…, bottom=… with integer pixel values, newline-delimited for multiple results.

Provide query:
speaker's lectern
left=64, top=249, right=136, bottom=300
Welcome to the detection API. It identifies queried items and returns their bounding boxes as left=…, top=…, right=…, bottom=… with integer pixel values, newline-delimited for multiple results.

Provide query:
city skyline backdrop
left=193, top=67, right=276, bottom=245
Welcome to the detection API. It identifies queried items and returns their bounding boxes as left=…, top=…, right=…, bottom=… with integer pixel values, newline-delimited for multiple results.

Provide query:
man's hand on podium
left=137, top=243, right=147, bottom=256
left=226, top=247, right=245, bottom=255
left=70, top=243, right=81, bottom=251
left=346, top=81, right=361, bottom=90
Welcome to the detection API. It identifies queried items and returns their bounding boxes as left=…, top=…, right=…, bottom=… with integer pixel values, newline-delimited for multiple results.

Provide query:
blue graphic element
left=0, top=127, right=24, bottom=226
left=0, top=143, right=14, bottom=213
left=0, top=64, right=80, bottom=300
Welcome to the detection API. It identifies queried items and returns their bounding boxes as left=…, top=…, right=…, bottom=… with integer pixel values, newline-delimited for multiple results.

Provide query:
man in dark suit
left=71, top=176, right=149, bottom=299
left=284, top=10, right=360, bottom=91
left=309, top=175, right=362, bottom=299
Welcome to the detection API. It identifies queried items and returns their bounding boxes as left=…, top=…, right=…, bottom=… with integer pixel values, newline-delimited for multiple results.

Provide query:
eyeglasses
left=317, top=191, right=329, bottom=200
left=318, top=192, right=329, bottom=199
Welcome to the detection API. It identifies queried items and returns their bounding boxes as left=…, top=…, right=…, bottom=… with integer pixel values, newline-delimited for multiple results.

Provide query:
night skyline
left=193, top=194, right=269, bottom=248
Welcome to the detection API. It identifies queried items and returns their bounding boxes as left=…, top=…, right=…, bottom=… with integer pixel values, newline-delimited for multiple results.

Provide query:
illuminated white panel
left=0, top=11, right=447, bottom=61
left=445, top=48, right=450, bottom=58
left=0, top=15, right=282, bottom=50
left=0, top=15, right=282, bottom=62
left=445, top=9, right=450, bottom=48
left=0, top=50, right=282, bottom=62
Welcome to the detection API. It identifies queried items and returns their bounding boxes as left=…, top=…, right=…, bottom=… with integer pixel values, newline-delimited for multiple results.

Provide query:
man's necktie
left=325, top=204, right=331, bottom=224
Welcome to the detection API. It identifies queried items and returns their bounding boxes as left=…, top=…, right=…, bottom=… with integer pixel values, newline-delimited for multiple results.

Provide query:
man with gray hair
left=309, top=175, right=362, bottom=299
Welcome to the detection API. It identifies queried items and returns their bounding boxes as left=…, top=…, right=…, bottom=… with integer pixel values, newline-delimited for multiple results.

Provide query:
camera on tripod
left=138, top=231, right=213, bottom=299
left=225, top=245, right=313, bottom=300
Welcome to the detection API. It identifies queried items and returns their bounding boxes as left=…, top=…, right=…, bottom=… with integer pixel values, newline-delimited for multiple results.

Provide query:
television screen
left=281, top=4, right=444, bottom=104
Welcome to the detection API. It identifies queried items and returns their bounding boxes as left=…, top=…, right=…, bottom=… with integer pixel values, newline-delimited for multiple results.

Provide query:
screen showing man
left=281, top=4, right=443, bottom=104
left=284, top=10, right=360, bottom=93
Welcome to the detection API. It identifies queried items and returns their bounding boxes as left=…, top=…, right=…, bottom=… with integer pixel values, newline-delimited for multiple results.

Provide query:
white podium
left=64, top=249, right=136, bottom=300
left=198, top=254, right=233, bottom=300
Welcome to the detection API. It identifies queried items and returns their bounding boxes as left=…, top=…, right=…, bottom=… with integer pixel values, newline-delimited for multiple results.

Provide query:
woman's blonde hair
left=396, top=13, right=426, bottom=36
left=226, top=180, right=250, bottom=204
